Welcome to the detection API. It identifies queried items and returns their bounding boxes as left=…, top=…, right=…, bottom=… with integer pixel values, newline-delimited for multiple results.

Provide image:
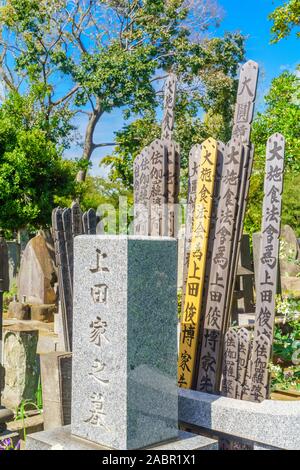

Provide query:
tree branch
left=92, top=142, right=115, bottom=149
left=51, top=85, right=80, bottom=107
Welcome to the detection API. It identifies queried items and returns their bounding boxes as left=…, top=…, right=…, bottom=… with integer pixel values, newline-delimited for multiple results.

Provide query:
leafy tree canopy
left=269, top=0, right=300, bottom=43
left=0, top=0, right=244, bottom=181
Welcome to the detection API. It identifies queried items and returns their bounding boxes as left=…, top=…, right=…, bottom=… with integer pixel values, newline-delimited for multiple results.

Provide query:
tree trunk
left=76, top=104, right=103, bottom=183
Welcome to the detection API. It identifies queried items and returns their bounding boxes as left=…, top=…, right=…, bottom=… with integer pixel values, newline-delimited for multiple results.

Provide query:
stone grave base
left=26, top=425, right=218, bottom=451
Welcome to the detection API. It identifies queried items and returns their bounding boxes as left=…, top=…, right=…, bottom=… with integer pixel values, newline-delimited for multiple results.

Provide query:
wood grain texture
left=196, top=140, right=243, bottom=393
left=250, top=133, right=285, bottom=402
left=149, top=139, right=168, bottom=236
left=178, top=138, right=218, bottom=389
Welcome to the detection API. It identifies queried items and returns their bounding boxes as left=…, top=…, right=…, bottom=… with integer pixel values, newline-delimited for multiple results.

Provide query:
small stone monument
left=26, top=235, right=217, bottom=450
left=71, top=236, right=178, bottom=449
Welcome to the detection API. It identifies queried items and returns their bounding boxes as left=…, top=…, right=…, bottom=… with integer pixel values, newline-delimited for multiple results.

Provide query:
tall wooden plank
left=193, top=142, right=225, bottom=386
left=236, top=328, right=251, bottom=398
left=62, top=208, right=73, bottom=298
left=162, top=73, right=177, bottom=141
left=87, top=208, right=97, bottom=235
left=181, top=144, right=202, bottom=314
left=82, top=211, right=88, bottom=235
left=133, top=147, right=151, bottom=235
left=221, top=328, right=239, bottom=398
left=224, top=60, right=259, bottom=333
left=196, top=140, right=244, bottom=393
left=178, top=138, right=218, bottom=389
left=250, top=133, right=285, bottom=402
left=250, top=334, right=272, bottom=403
left=222, top=144, right=254, bottom=335
left=52, top=208, right=71, bottom=351
left=242, top=339, right=253, bottom=400
left=164, top=141, right=181, bottom=237
left=149, top=139, right=168, bottom=236
left=71, top=202, right=83, bottom=238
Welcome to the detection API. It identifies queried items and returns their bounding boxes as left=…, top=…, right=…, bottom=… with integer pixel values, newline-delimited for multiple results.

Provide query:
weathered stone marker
left=178, top=138, right=218, bottom=389
left=71, top=235, right=178, bottom=449
left=250, top=133, right=285, bottom=402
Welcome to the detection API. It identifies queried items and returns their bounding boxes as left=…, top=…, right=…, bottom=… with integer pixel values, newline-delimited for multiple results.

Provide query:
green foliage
left=245, top=70, right=300, bottom=238
left=269, top=0, right=300, bottom=43
left=0, top=1, right=246, bottom=185
left=270, top=363, right=300, bottom=392
left=3, top=281, right=17, bottom=312
left=15, top=398, right=42, bottom=442
left=102, top=33, right=245, bottom=190
left=0, top=92, right=79, bottom=231
left=270, top=296, right=300, bottom=391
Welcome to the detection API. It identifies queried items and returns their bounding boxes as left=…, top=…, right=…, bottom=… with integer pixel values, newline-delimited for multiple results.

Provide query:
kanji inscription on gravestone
left=71, top=236, right=178, bottom=449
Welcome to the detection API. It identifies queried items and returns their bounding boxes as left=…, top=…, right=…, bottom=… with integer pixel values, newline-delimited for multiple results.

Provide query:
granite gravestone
left=71, top=235, right=178, bottom=450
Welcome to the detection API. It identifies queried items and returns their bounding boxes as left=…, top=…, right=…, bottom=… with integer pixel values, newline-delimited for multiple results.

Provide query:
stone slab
left=179, top=388, right=300, bottom=449
left=72, top=236, right=178, bottom=450
left=40, top=352, right=72, bottom=430
left=25, top=426, right=218, bottom=451
left=7, top=301, right=30, bottom=320
left=30, top=304, right=56, bottom=323
left=0, top=407, right=14, bottom=426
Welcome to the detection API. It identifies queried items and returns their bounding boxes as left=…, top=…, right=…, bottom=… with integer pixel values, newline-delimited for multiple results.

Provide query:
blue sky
left=65, top=0, right=299, bottom=177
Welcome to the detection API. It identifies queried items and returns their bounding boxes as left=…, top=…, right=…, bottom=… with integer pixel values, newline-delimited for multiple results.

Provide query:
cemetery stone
left=71, top=235, right=178, bottom=449
left=2, top=326, right=39, bottom=409
left=18, top=231, right=57, bottom=305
